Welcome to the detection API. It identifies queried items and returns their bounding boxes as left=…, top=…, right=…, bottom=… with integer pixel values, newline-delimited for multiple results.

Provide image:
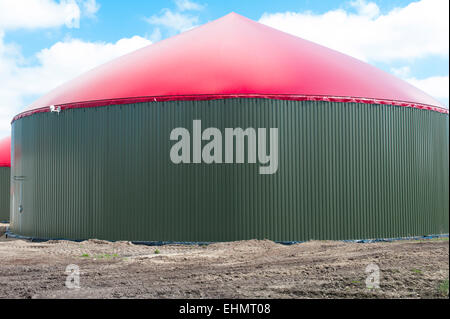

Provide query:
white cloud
left=350, top=0, right=379, bottom=18
left=149, top=28, right=162, bottom=43
left=146, top=9, right=199, bottom=33
left=175, top=0, right=204, bottom=12
left=259, top=0, right=449, bottom=62
left=390, top=66, right=411, bottom=78
left=0, top=0, right=99, bottom=30
left=81, top=0, right=100, bottom=18
left=145, top=0, right=204, bottom=36
left=0, top=34, right=151, bottom=137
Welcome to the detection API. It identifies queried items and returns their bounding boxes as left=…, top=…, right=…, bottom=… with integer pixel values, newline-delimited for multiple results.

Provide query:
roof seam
left=12, top=93, right=449, bottom=123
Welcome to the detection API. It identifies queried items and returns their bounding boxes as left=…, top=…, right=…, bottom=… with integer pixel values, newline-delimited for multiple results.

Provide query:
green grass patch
left=154, top=248, right=160, bottom=254
left=439, top=279, right=449, bottom=297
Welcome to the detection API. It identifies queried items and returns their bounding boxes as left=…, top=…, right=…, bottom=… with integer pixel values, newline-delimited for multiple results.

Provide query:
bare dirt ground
left=0, top=223, right=448, bottom=299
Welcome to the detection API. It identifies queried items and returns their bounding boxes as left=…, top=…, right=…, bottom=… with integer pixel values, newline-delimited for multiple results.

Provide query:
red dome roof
left=0, top=136, right=11, bottom=167
left=13, top=13, right=447, bottom=122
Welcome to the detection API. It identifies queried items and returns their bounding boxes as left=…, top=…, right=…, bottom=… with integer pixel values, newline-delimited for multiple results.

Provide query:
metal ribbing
left=0, top=167, right=10, bottom=222
left=9, top=99, right=450, bottom=241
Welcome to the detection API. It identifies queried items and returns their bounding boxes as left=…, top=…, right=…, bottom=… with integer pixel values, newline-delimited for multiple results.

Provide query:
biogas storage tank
left=0, top=136, right=11, bottom=222
left=10, top=13, right=449, bottom=242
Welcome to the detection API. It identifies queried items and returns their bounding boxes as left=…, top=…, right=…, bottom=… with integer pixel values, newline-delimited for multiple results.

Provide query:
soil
left=0, top=223, right=448, bottom=299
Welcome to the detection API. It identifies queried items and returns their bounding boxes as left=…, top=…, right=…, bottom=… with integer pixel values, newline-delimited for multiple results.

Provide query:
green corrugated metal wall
left=0, top=167, right=10, bottom=222
left=9, top=99, right=449, bottom=241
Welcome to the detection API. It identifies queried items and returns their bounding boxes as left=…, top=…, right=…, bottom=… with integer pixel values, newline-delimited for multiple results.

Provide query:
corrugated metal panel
left=0, top=167, right=10, bottom=222
left=10, top=99, right=449, bottom=241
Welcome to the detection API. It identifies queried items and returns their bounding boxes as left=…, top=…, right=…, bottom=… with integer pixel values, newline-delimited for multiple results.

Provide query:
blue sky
left=0, top=0, right=448, bottom=137
left=2, top=0, right=434, bottom=55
